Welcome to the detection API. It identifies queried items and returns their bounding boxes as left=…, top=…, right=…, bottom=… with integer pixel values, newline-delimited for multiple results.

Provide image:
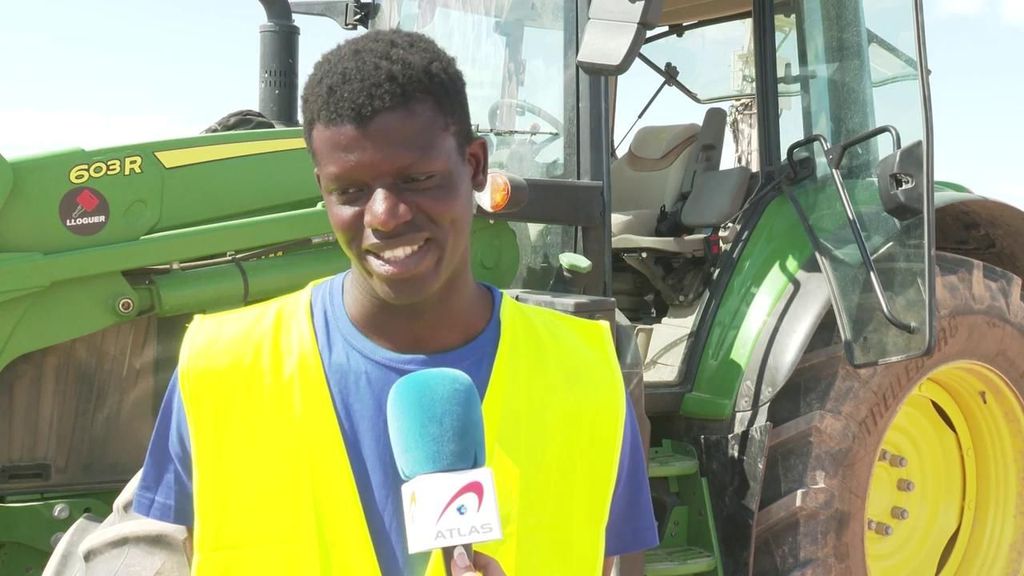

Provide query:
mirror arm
left=829, top=125, right=902, bottom=169
left=785, top=134, right=830, bottom=176
left=786, top=135, right=917, bottom=335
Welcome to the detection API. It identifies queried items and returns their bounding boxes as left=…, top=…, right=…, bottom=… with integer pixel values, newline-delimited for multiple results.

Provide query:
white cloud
left=938, top=0, right=989, bottom=15
left=0, top=108, right=206, bottom=160
left=1002, top=0, right=1024, bottom=23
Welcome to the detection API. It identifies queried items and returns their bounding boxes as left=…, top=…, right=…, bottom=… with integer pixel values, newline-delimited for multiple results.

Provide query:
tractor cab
left=583, top=0, right=937, bottom=391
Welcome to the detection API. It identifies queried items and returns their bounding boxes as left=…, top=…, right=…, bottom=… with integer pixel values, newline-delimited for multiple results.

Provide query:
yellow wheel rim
left=865, top=361, right=1024, bottom=575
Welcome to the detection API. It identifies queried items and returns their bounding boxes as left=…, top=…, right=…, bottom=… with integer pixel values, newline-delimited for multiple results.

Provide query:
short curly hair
left=301, top=29, right=474, bottom=152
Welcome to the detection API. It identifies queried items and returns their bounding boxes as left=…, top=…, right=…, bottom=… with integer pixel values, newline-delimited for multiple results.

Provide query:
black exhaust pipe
left=259, top=0, right=299, bottom=126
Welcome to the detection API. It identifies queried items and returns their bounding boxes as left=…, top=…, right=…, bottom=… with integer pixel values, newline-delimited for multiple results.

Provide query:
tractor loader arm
left=0, top=128, right=333, bottom=375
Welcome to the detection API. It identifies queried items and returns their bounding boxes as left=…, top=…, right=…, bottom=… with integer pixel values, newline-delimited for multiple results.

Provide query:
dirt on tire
left=751, top=252, right=1024, bottom=575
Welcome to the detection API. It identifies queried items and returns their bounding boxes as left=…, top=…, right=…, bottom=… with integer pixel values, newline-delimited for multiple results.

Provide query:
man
left=133, top=29, right=658, bottom=575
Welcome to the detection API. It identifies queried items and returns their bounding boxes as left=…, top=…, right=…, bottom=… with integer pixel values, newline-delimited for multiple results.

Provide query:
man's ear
left=466, top=137, right=489, bottom=191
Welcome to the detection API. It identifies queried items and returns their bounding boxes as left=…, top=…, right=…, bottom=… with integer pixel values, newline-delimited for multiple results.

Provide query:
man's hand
left=450, top=546, right=506, bottom=576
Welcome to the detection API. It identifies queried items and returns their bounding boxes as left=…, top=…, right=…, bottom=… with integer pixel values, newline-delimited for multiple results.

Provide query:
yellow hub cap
left=865, top=361, right=1024, bottom=574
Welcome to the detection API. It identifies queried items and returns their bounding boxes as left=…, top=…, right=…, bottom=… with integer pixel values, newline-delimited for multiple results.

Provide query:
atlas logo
left=432, top=480, right=494, bottom=542
left=434, top=522, right=495, bottom=542
left=402, top=474, right=500, bottom=551
left=436, top=480, right=484, bottom=523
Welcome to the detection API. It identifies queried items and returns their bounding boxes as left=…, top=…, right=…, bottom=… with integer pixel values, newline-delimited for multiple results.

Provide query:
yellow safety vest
left=178, top=280, right=626, bottom=575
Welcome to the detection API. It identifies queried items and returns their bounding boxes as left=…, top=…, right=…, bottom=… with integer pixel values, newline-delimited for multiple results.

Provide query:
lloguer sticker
left=59, top=186, right=109, bottom=235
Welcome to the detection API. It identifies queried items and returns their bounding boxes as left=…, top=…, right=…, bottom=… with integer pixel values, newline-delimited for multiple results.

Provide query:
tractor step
left=647, top=444, right=699, bottom=478
left=644, top=546, right=718, bottom=575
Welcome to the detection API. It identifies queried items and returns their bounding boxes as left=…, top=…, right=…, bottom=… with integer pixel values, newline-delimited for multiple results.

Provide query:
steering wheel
left=486, top=100, right=564, bottom=177
left=487, top=99, right=564, bottom=137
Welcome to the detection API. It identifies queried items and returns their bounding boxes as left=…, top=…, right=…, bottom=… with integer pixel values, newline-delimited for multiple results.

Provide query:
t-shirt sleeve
left=132, top=368, right=195, bottom=527
left=605, top=394, right=660, bottom=557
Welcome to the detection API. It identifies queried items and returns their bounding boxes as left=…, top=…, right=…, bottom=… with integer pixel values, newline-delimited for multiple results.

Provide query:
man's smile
left=374, top=241, right=424, bottom=263
left=363, top=235, right=435, bottom=279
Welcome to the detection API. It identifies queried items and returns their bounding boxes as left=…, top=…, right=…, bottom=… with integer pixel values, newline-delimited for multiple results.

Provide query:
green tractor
left=3, top=0, right=1024, bottom=574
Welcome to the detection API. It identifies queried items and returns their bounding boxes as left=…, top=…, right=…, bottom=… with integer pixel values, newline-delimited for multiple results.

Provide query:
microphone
left=386, top=368, right=502, bottom=573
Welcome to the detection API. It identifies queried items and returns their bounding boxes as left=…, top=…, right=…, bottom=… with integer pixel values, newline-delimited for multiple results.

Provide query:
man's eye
left=402, top=174, right=436, bottom=186
left=332, top=186, right=365, bottom=198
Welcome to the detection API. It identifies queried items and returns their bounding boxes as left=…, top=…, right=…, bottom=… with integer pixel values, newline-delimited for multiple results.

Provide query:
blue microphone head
left=386, top=367, right=486, bottom=481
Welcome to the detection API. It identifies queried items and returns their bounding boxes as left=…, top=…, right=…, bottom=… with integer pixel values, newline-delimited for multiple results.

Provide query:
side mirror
left=577, top=0, right=664, bottom=76
left=820, top=126, right=924, bottom=223
left=876, top=139, right=924, bottom=222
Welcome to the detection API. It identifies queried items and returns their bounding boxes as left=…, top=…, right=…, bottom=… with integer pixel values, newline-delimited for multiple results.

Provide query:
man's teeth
left=377, top=242, right=423, bottom=262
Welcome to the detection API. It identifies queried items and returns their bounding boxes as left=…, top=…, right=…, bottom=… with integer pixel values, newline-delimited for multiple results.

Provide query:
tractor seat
left=612, top=165, right=752, bottom=255
left=610, top=123, right=701, bottom=239
left=611, top=108, right=744, bottom=256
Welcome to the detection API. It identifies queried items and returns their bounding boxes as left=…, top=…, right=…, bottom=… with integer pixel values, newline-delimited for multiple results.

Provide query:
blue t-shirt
left=134, top=273, right=659, bottom=574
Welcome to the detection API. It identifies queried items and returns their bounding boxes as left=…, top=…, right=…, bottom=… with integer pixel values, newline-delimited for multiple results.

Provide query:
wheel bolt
left=874, top=521, right=894, bottom=536
left=891, top=506, right=910, bottom=520
left=878, top=449, right=891, bottom=462
left=888, top=453, right=908, bottom=468
left=897, top=478, right=915, bottom=492
left=867, top=518, right=877, bottom=530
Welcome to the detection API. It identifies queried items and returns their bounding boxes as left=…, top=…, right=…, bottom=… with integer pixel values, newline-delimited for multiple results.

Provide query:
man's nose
left=365, top=185, right=413, bottom=232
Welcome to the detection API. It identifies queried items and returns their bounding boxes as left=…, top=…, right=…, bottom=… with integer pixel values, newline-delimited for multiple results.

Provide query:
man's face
left=311, top=101, right=488, bottom=305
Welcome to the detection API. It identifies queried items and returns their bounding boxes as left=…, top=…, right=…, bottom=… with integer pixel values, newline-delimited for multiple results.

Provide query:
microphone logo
left=399, top=470, right=502, bottom=553
left=437, top=481, right=484, bottom=523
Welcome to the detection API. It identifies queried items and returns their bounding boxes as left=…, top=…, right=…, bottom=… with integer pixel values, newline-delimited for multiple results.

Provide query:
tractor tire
left=751, top=252, right=1024, bottom=575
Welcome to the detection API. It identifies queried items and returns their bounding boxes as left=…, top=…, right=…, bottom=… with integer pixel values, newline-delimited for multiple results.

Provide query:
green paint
left=0, top=273, right=139, bottom=375
left=648, top=441, right=700, bottom=478
left=0, top=208, right=332, bottom=298
left=558, top=252, right=593, bottom=273
left=0, top=130, right=317, bottom=256
left=644, top=545, right=718, bottom=576
left=935, top=180, right=972, bottom=194
left=1, top=543, right=48, bottom=576
left=659, top=506, right=691, bottom=548
left=644, top=441, right=722, bottom=576
left=682, top=194, right=813, bottom=420
left=469, top=218, right=521, bottom=287
left=693, top=476, right=724, bottom=576
left=0, top=493, right=115, bottom=576
left=148, top=245, right=349, bottom=315
left=681, top=183, right=984, bottom=420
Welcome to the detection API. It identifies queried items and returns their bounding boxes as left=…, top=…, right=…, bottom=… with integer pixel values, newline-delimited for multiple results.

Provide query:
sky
left=0, top=0, right=1020, bottom=207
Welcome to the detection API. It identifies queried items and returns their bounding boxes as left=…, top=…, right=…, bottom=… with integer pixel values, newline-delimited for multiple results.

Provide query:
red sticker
left=59, top=186, right=109, bottom=236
